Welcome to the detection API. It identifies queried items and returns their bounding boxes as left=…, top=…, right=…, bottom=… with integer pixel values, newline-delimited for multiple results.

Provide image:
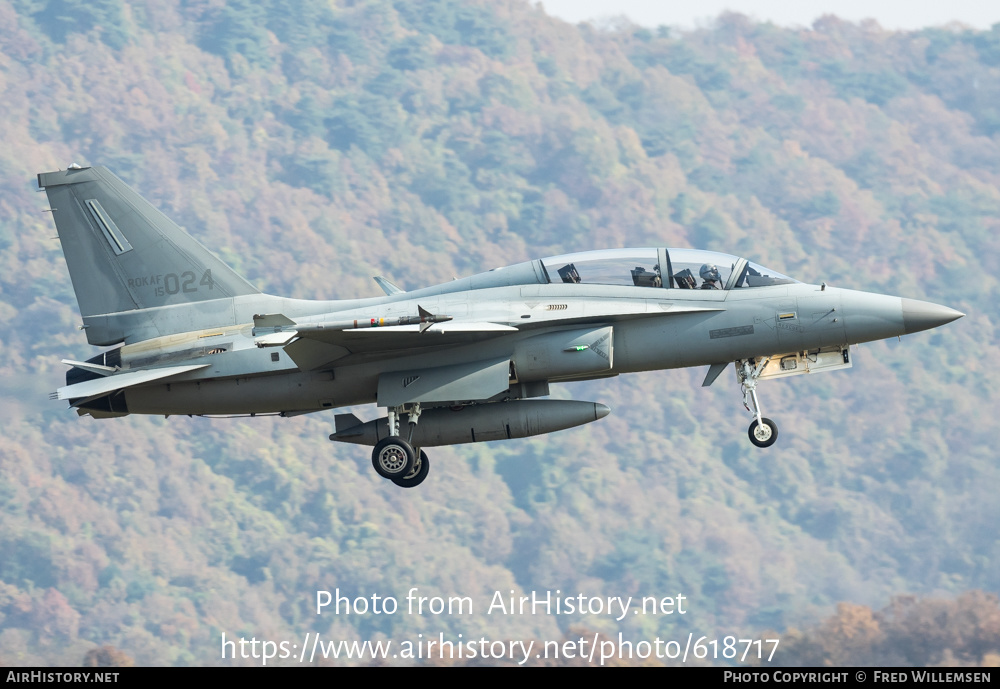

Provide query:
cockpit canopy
left=540, top=248, right=797, bottom=290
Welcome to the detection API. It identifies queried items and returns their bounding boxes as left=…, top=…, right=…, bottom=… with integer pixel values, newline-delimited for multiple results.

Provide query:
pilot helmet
left=700, top=264, right=721, bottom=282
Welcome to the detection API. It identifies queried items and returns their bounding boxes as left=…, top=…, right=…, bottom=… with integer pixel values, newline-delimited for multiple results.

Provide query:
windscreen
left=732, top=261, right=798, bottom=288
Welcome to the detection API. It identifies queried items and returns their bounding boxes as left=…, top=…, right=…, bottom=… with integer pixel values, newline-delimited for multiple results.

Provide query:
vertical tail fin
left=39, top=165, right=260, bottom=344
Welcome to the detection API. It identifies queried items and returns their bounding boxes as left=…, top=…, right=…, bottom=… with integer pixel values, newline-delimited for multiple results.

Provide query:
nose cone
left=594, top=403, right=611, bottom=420
left=901, top=298, right=965, bottom=335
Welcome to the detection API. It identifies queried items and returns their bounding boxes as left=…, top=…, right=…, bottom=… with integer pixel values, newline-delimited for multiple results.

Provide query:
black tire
left=392, top=450, right=430, bottom=488
left=371, top=437, right=416, bottom=479
left=748, top=418, right=778, bottom=448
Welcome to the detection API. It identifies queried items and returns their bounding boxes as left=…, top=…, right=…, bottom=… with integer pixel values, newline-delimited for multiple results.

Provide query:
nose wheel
left=748, top=417, right=778, bottom=448
left=738, top=358, right=779, bottom=448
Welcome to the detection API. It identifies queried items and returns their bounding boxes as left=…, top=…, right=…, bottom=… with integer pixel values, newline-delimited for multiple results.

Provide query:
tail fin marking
left=38, top=165, right=261, bottom=344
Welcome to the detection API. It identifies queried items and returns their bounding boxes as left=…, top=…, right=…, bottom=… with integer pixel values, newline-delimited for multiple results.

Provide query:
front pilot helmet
left=700, top=264, right=721, bottom=282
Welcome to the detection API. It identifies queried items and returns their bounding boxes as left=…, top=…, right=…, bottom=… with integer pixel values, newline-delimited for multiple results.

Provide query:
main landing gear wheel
left=748, top=418, right=778, bottom=448
left=392, top=450, right=430, bottom=488
left=371, top=437, right=416, bottom=480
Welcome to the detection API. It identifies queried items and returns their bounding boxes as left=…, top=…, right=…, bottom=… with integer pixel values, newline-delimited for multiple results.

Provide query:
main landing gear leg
left=371, top=404, right=431, bottom=486
left=405, top=403, right=422, bottom=444
left=738, top=358, right=778, bottom=448
left=393, top=404, right=430, bottom=487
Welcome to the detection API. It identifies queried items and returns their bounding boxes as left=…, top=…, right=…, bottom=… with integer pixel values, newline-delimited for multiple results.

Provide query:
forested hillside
left=0, top=0, right=998, bottom=666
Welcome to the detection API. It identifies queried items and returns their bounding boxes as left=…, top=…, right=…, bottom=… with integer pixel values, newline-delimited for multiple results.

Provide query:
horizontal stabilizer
left=53, top=364, right=209, bottom=401
left=62, top=358, right=117, bottom=377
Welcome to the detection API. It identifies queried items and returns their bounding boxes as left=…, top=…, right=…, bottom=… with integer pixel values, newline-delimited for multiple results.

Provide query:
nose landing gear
left=748, top=417, right=778, bottom=448
left=738, top=358, right=778, bottom=448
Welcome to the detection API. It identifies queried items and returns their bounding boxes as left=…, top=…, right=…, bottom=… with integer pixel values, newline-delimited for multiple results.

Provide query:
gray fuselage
left=118, top=280, right=911, bottom=416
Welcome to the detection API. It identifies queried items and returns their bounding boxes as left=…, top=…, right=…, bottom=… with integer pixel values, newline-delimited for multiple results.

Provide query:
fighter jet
left=41, top=165, right=964, bottom=488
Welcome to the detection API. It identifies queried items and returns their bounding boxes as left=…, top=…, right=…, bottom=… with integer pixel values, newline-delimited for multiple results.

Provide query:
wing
left=251, top=303, right=519, bottom=370
left=282, top=323, right=518, bottom=369
left=300, top=320, right=516, bottom=345
left=52, top=364, right=210, bottom=401
left=259, top=300, right=721, bottom=371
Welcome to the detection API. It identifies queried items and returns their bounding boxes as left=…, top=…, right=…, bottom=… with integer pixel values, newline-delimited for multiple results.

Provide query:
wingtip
left=373, top=276, right=404, bottom=296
